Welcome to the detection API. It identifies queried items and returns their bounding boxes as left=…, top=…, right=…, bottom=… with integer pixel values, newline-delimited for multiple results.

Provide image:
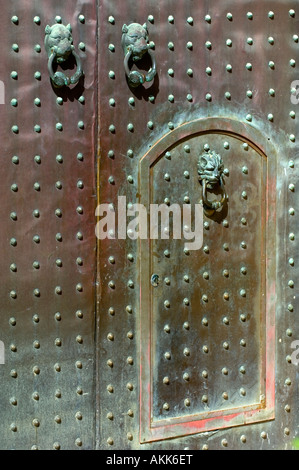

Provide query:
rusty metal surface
left=97, top=0, right=298, bottom=450
left=0, top=0, right=97, bottom=450
left=0, top=0, right=297, bottom=451
left=139, top=119, right=276, bottom=442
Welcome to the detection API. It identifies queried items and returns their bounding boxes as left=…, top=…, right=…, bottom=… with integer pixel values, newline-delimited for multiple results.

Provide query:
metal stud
left=184, top=348, right=190, bottom=357
left=10, top=424, right=17, bottom=433
left=107, top=333, right=114, bottom=342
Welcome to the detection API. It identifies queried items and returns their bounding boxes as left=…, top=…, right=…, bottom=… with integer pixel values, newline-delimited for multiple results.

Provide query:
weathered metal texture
left=0, top=0, right=97, bottom=450
left=97, top=0, right=298, bottom=450
left=0, top=0, right=297, bottom=452
left=139, top=119, right=276, bottom=442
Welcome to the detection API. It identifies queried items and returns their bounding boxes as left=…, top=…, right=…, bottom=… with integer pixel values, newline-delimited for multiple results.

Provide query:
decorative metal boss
left=121, top=22, right=157, bottom=88
left=45, top=23, right=83, bottom=88
left=198, top=150, right=227, bottom=215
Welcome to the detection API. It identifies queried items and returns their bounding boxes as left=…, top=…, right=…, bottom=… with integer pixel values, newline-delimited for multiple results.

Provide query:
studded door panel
left=97, top=0, right=298, bottom=450
left=139, top=121, right=276, bottom=442
left=0, top=0, right=97, bottom=450
left=0, top=0, right=297, bottom=452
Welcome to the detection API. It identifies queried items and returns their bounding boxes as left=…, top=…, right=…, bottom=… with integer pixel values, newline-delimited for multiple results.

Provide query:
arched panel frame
left=138, top=117, right=277, bottom=444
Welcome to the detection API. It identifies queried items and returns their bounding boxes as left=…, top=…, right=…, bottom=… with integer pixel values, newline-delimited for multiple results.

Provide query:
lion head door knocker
left=198, top=150, right=227, bottom=216
left=45, top=23, right=83, bottom=88
left=122, top=22, right=157, bottom=88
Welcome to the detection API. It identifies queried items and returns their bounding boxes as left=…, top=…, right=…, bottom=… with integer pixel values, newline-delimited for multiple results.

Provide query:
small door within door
left=139, top=119, right=276, bottom=443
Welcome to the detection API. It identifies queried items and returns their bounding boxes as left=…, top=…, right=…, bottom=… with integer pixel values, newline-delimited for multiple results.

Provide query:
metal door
left=0, top=0, right=298, bottom=450
left=0, top=0, right=97, bottom=450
